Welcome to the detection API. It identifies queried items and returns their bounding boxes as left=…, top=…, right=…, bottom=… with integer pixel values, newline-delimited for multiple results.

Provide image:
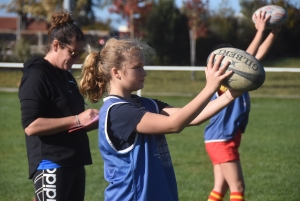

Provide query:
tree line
left=1, top=0, right=299, bottom=65
left=142, top=0, right=300, bottom=66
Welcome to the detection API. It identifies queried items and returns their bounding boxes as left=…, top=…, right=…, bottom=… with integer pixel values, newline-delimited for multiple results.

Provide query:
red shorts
left=205, top=130, right=242, bottom=165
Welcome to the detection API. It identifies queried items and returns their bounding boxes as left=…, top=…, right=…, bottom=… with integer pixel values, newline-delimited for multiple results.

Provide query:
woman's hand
left=77, top=109, right=99, bottom=126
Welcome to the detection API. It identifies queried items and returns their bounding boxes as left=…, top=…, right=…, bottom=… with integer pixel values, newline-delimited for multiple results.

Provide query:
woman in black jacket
left=18, top=11, right=99, bottom=201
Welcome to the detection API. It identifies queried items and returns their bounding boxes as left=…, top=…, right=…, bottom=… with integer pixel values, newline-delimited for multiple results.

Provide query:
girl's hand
left=254, top=11, right=270, bottom=32
left=225, top=89, right=245, bottom=100
left=205, top=53, right=233, bottom=92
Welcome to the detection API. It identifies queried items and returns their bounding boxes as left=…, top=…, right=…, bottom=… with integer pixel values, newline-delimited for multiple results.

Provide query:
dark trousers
left=32, top=166, right=86, bottom=201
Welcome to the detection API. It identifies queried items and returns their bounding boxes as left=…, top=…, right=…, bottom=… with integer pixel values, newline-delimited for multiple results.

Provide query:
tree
left=188, top=0, right=299, bottom=64
left=209, top=3, right=241, bottom=44
left=0, top=0, right=27, bottom=41
left=182, top=0, right=208, bottom=80
left=239, top=0, right=268, bottom=18
left=145, top=0, right=190, bottom=65
left=109, top=0, right=153, bottom=38
left=281, top=0, right=300, bottom=57
left=0, top=0, right=103, bottom=38
left=13, top=38, right=33, bottom=62
left=239, top=0, right=300, bottom=57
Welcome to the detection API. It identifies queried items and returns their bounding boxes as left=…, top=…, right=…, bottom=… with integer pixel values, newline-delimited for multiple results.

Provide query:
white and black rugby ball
left=252, top=5, right=288, bottom=28
left=207, top=47, right=265, bottom=91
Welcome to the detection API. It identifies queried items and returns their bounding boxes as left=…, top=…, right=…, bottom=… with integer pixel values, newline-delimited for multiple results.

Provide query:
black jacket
left=19, top=57, right=92, bottom=179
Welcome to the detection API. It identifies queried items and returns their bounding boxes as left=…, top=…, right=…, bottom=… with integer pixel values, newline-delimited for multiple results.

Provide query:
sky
left=0, top=0, right=241, bottom=29
left=0, top=0, right=299, bottom=29
left=95, top=0, right=242, bottom=29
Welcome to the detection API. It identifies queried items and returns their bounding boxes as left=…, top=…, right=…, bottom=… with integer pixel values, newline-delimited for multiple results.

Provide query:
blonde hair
left=79, top=38, right=155, bottom=103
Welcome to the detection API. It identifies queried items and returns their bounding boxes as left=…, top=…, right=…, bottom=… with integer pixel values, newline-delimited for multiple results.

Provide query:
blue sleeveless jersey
left=99, top=96, right=178, bottom=201
left=204, top=92, right=250, bottom=142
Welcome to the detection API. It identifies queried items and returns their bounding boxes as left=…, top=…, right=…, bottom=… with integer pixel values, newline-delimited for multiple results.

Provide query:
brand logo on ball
left=207, top=47, right=265, bottom=91
left=215, top=49, right=259, bottom=71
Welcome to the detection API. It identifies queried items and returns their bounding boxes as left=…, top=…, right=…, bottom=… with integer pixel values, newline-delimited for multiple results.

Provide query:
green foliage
left=206, top=0, right=257, bottom=52
left=239, top=0, right=268, bottom=19
left=81, top=20, right=111, bottom=31
left=208, top=15, right=238, bottom=42
left=276, top=0, right=300, bottom=57
left=12, top=38, right=32, bottom=63
left=199, top=0, right=300, bottom=62
left=2, top=0, right=300, bottom=65
left=0, top=92, right=299, bottom=200
left=145, top=0, right=190, bottom=65
left=2, top=0, right=103, bottom=36
left=0, top=39, right=11, bottom=62
left=182, top=0, right=208, bottom=37
left=238, top=0, right=300, bottom=57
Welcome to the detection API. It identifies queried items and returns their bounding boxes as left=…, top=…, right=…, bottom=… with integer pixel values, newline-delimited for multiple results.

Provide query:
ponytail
left=79, top=52, right=108, bottom=103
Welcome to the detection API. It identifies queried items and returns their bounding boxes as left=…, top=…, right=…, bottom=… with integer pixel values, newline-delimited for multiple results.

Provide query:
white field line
left=1, top=63, right=300, bottom=72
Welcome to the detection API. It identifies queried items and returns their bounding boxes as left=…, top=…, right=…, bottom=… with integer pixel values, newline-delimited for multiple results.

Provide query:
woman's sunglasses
left=59, top=41, right=85, bottom=58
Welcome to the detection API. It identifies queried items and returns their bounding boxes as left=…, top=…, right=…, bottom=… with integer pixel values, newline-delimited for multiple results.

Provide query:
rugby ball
left=252, top=5, right=287, bottom=28
left=207, top=47, right=265, bottom=91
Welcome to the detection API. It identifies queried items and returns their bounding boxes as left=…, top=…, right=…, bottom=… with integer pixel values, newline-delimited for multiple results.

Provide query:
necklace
left=55, top=68, right=72, bottom=93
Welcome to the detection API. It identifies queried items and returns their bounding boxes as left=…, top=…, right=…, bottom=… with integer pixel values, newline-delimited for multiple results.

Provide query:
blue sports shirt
left=99, top=95, right=178, bottom=201
left=204, top=91, right=250, bottom=142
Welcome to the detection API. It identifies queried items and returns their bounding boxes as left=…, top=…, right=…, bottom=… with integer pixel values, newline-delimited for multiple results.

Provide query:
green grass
left=262, top=57, right=300, bottom=67
left=0, top=92, right=299, bottom=201
left=1, top=57, right=300, bottom=97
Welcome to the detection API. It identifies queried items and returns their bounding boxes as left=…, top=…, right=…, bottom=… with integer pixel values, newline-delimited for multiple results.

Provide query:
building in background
left=0, top=16, right=110, bottom=56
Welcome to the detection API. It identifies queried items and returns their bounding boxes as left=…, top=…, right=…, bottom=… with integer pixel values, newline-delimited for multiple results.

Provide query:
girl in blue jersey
left=205, top=11, right=281, bottom=201
left=79, top=38, right=243, bottom=201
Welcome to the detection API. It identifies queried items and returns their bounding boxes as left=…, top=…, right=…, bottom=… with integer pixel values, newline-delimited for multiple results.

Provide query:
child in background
left=205, top=11, right=281, bottom=201
left=78, top=37, right=244, bottom=201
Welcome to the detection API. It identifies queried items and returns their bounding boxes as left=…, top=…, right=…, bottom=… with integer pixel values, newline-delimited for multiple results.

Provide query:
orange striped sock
left=207, top=190, right=224, bottom=201
left=230, top=192, right=245, bottom=201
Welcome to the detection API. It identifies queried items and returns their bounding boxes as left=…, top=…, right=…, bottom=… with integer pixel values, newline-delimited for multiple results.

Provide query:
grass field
left=1, top=57, right=300, bottom=97
left=0, top=91, right=299, bottom=201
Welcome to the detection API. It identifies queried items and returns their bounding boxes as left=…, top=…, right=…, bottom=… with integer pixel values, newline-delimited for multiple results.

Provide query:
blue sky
left=0, top=0, right=299, bottom=29
left=0, top=0, right=241, bottom=27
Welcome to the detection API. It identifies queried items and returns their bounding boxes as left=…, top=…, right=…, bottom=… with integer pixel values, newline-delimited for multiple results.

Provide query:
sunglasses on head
left=59, top=41, right=85, bottom=58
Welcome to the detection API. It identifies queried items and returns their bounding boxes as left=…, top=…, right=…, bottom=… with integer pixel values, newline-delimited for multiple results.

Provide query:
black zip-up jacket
left=18, top=57, right=92, bottom=179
